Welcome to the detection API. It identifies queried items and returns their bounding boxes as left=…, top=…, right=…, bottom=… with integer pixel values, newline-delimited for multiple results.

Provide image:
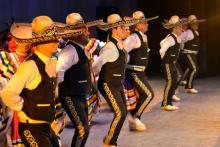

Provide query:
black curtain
left=0, top=0, right=100, bottom=23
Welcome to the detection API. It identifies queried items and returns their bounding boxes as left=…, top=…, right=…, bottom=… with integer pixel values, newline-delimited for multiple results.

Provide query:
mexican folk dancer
left=123, top=11, right=158, bottom=131
left=159, top=15, right=190, bottom=111
left=0, top=33, right=32, bottom=146
left=57, top=12, right=103, bottom=147
left=93, top=14, right=139, bottom=147
left=1, top=15, right=82, bottom=146
left=181, top=15, right=206, bottom=94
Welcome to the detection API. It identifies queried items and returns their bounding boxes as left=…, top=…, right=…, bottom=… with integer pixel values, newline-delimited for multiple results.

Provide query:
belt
left=182, top=49, right=198, bottom=54
left=127, top=65, right=145, bottom=72
left=18, top=112, right=50, bottom=124
left=113, top=74, right=122, bottom=77
left=19, top=117, right=50, bottom=124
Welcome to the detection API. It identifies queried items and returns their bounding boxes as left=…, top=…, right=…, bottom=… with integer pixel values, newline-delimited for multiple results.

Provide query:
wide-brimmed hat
left=162, top=15, right=191, bottom=29
left=188, top=15, right=206, bottom=24
left=10, top=16, right=83, bottom=43
left=98, top=14, right=139, bottom=31
left=64, top=13, right=104, bottom=30
left=132, top=11, right=159, bottom=22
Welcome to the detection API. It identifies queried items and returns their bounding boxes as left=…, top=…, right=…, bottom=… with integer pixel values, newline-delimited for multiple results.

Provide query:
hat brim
left=10, top=22, right=83, bottom=43
left=189, top=19, right=206, bottom=24
left=98, top=19, right=139, bottom=31
left=138, top=16, right=159, bottom=22
left=62, top=19, right=104, bottom=30
left=162, top=20, right=191, bottom=29
left=54, top=22, right=66, bottom=27
left=86, top=19, right=104, bottom=27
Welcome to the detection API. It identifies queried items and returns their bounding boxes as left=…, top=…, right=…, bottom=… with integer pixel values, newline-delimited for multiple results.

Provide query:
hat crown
left=107, top=14, right=122, bottom=24
left=66, top=13, right=84, bottom=25
left=132, top=11, right=145, bottom=19
left=168, top=15, right=180, bottom=24
left=32, top=16, right=54, bottom=34
left=10, top=23, right=32, bottom=39
left=188, top=15, right=197, bottom=21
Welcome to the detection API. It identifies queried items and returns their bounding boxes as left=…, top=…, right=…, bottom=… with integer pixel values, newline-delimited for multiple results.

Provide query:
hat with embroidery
left=10, top=16, right=83, bottom=43
left=132, top=11, right=159, bottom=22
left=64, top=13, right=104, bottom=30
left=98, top=14, right=139, bottom=31
left=162, top=15, right=191, bottom=29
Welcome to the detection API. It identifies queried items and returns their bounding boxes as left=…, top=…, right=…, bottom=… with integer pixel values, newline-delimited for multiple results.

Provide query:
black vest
left=184, top=29, right=200, bottom=52
left=59, top=41, right=91, bottom=96
left=20, top=54, right=56, bottom=123
left=162, top=34, right=180, bottom=63
left=128, top=31, right=149, bottom=67
left=99, top=37, right=126, bottom=86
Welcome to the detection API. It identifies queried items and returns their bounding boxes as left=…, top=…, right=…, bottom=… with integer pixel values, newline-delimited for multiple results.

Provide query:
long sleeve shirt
left=159, top=33, right=181, bottom=59
left=180, top=29, right=199, bottom=44
left=1, top=51, right=51, bottom=111
left=92, top=37, right=124, bottom=75
left=123, top=30, right=148, bottom=53
left=56, top=43, right=83, bottom=84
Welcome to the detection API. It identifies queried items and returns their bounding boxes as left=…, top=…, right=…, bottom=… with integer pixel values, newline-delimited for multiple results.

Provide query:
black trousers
left=175, top=61, right=183, bottom=83
left=126, top=71, right=154, bottom=118
left=19, top=123, right=59, bottom=147
left=161, top=61, right=179, bottom=106
left=98, top=82, right=127, bottom=146
left=185, top=54, right=199, bottom=89
left=178, top=53, right=188, bottom=81
left=60, top=95, right=89, bottom=147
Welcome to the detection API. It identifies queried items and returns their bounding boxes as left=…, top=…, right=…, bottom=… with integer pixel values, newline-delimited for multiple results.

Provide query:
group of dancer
left=160, top=15, right=205, bottom=111
left=0, top=10, right=205, bottom=147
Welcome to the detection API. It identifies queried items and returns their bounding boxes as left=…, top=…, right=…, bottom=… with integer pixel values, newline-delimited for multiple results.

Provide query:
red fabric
left=11, top=112, right=22, bottom=146
left=7, top=38, right=17, bottom=53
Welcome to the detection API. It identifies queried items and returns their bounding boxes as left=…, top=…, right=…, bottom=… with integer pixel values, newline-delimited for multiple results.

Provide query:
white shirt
left=123, top=30, right=148, bottom=53
left=57, top=44, right=82, bottom=84
left=180, top=29, right=199, bottom=44
left=159, top=33, right=181, bottom=59
left=92, top=37, right=124, bottom=75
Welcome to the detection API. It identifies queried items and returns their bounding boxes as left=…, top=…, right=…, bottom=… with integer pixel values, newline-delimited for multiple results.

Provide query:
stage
left=61, top=76, right=220, bottom=147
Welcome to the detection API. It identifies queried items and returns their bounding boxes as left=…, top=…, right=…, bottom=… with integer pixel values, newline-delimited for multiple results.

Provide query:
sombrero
left=132, top=11, right=159, bottom=22
left=63, top=13, right=104, bottom=30
left=162, top=15, right=191, bottom=29
left=98, top=14, right=139, bottom=31
left=10, top=16, right=83, bottom=43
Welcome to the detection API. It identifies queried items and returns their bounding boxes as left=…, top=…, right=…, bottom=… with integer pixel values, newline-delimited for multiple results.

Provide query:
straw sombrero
left=63, top=13, right=104, bottom=30
left=98, top=14, right=139, bottom=31
left=10, top=16, right=83, bottom=43
left=162, top=15, right=191, bottom=29
left=132, top=11, right=159, bottom=22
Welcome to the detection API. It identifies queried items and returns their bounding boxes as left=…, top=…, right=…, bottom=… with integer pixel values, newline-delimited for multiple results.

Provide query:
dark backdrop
left=0, top=0, right=219, bottom=76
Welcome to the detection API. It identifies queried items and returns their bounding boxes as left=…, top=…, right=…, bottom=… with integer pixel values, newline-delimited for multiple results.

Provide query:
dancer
left=93, top=13, right=138, bottom=147
left=123, top=11, right=158, bottom=131
left=181, top=15, right=206, bottom=94
left=160, top=15, right=189, bottom=111
left=57, top=12, right=102, bottom=147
